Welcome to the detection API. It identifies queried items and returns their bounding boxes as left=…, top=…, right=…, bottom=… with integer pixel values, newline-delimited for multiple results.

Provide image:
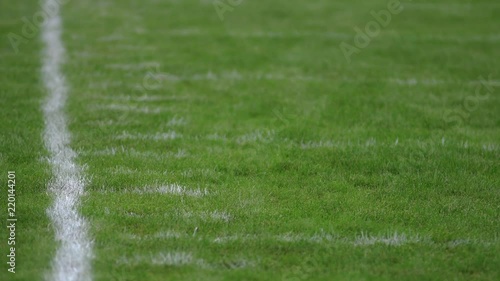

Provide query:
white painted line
left=236, top=130, right=275, bottom=144
left=96, top=184, right=209, bottom=197
left=90, top=103, right=167, bottom=114
left=353, top=231, right=426, bottom=246
left=115, top=131, right=181, bottom=141
left=115, top=252, right=218, bottom=269
left=82, top=147, right=187, bottom=159
left=104, top=62, right=160, bottom=70
left=41, top=1, right=92, bottom=281
left=115, top=251, right=253, bottom=269
left=116, top=252, right=193, bottom=266
left=211, top=232, right=497, bottom=247
left=172, top=210, right=232, bottom=222
left=131, top=184, right=209, bottom=197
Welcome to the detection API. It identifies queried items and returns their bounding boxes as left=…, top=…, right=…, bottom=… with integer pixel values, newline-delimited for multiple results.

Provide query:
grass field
left=1, top=0, right=499, bottom=280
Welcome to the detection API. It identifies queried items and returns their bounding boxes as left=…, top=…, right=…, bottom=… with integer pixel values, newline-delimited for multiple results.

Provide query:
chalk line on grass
left=41, top=1, right=93, bottom=281
left=95, top=184, right=210, bottom=197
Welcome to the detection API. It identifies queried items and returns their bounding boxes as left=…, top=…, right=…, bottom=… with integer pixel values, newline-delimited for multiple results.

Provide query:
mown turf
left=0, top=1, right=55, bottom=280
left=3, top=0, right=500, bottom=280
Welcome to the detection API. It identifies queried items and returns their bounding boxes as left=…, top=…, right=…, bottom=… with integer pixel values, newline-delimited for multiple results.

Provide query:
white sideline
left=41, top=1, right=92, bottom=281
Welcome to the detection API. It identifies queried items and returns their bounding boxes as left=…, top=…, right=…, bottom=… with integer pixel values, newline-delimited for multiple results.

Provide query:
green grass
left=0, top=1, right=54, bottom=280
left=2, top=0, right=500, bottom=280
